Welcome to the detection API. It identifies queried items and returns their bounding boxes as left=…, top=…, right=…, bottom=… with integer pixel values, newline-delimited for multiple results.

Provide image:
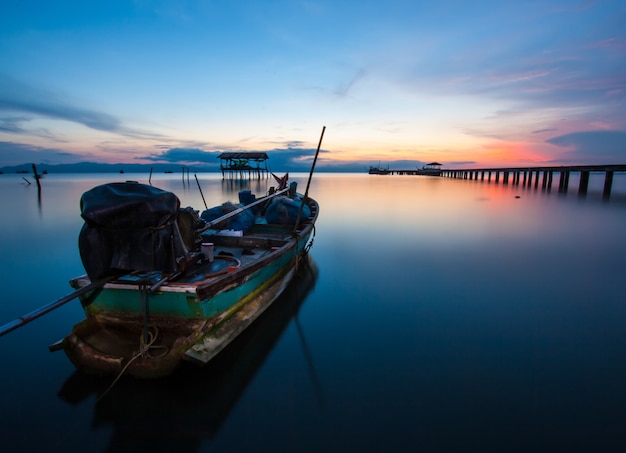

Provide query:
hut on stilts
left=217, top=152, right=269, bottom=179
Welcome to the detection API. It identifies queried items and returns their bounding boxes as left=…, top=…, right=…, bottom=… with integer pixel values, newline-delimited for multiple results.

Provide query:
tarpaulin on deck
left=78, top=181, right=188, bottom=280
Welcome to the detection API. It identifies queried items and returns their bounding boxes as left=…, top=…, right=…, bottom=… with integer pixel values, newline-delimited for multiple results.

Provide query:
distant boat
left=164, top=171, right=173, bottom=174
left=119, top=169, right=124, bottom=174
left=368, top=166, right=390, bottom=175
left=59, top=177, right=319, bottom=378
left=416, top=162, right=442, bottom=176
left=368, top=163, right=390, bottom=175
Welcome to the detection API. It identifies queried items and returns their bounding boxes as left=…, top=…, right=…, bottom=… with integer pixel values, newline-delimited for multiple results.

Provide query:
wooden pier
left=440, top=164, right=626, bottom=199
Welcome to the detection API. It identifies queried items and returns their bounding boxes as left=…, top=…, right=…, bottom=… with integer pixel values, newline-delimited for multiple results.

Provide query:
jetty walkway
left=440, top=164, right=626, bottom=199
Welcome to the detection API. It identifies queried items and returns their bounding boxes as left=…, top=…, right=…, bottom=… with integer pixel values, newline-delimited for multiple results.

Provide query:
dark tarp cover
left=78, top=181, right=188, bottom=280
left=200, top=202, right=255, bottom=232
left=265, top=196, right=311, bottom=225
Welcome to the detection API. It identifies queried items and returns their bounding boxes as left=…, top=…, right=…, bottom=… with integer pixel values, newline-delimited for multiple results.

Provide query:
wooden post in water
left=578, top=171, right=590, bottom=196
left=534, top=171, right=540, bottom=189
left=31, top=164, right=41, bottom=193
left=603, top=171, right=614, bottom=200
left=558, top=171, right=570, bottom=193
left=503, top=171, right=509, bottom=184
left=547, top=171, right=553, bottom=191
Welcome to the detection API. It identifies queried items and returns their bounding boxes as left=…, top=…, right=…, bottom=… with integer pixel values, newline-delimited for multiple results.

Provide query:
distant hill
left=0, top=162, right=217, bottom=174
left=0, top=161, right=369, bottom=174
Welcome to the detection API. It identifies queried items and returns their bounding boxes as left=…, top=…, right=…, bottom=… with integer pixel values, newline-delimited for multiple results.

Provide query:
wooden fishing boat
left=58, top=255, right=319, bottom=442
left=60, top=177, right=319, bottom=379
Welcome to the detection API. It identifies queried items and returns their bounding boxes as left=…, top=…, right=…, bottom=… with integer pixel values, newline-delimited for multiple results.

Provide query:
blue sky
left=1, top=0, right=625, bottom=170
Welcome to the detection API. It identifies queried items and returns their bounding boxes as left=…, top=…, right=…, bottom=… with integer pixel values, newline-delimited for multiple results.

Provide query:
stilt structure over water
left=441, top=164, right=626, bottom=200
left=218, top=152, right=269, bottom=179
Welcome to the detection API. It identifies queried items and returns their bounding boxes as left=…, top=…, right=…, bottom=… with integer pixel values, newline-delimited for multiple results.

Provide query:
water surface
left=1, top=172, right=625, bottom=452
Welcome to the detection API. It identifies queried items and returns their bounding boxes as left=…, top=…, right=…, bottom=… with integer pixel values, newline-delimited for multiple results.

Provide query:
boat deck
left=70, top=225, right=300, bottom=292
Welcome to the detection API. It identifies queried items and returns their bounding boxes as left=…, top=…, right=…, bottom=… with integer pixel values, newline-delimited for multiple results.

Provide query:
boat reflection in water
left=58, top=255, right=319, bottom=451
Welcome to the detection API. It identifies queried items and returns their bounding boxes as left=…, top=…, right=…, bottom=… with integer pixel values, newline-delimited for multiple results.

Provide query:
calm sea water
left=1, top=171, right=626, bottom=452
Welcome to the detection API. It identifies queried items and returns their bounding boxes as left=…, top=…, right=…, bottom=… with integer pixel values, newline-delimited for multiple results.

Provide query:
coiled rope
left=97, top=325, right=169, bottom=401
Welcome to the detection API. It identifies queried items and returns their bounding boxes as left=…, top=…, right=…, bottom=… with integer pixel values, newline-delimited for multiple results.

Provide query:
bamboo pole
left=0, top=276, right=114, bottom=337
left=293, top=126, right=325, bottom=232
left=194, top=173, right=208, bottom=209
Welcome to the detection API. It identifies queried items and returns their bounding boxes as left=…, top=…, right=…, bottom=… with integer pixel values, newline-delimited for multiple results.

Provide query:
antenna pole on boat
left=0, top=276, right=114, bottom=337
left=293, top=126, right=325, bottom=232
left=194, top=173, right=208, bottom=210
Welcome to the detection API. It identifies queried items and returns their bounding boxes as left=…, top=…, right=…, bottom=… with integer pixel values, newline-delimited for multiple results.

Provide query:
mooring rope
left=97, top=325, right=169, bottom=401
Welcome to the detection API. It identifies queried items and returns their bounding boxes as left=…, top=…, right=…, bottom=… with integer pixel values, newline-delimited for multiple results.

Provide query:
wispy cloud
left=0, top=74, right=163, bottom=139
left=333, top=68, right=367, bottom=98
left=267, top=140, right=306, bottom=148
left=0, top=115, right=67, bottom=142
left=590, top=37, right=626, bottom=53
left=143, top=148, right=219, bottom=164
left=0, top=141, right=82, bottom=166
left=546, top=130, right=626, bottom=162
left=0, top=116, right=30, bottom=134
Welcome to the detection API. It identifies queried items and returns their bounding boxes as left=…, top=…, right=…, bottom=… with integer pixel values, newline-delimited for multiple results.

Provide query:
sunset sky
left=1, top=1, right=625, bottom=171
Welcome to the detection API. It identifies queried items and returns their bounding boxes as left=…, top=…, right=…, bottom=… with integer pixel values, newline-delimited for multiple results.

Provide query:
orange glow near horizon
left=325, top=143, right=543, bottom=169
left=451, top=140, right=552, bottom=168
left=0, top=124, right=590, bottom=169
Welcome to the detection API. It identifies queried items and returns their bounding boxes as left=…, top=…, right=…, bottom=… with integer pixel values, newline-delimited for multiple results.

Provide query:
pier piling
left=579, top=171, right=590, bottom=196
left=439, top=165, right=624, bottom=200
left=603, top=171, right=614, bottom=200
